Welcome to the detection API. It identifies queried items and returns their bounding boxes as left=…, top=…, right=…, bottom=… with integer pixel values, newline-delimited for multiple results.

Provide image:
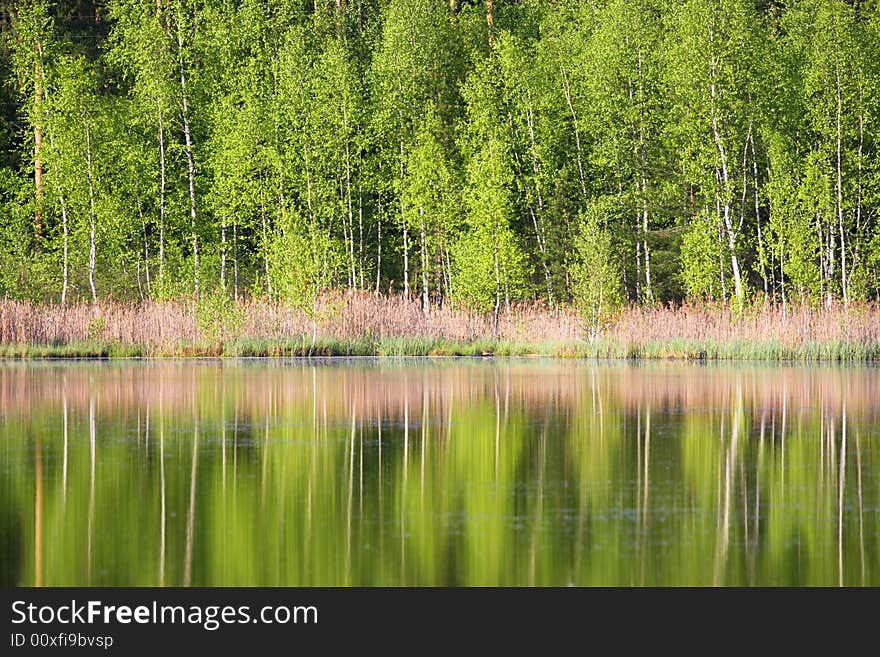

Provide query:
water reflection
left=0, top=360, right=877, bottom=586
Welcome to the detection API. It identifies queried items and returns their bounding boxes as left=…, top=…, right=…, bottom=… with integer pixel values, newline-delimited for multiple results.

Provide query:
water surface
left=0, top=359, right=877, bottom=586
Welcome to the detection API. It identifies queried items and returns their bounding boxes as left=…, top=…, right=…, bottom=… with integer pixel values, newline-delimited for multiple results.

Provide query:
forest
left=0, top=0, right=879, bottom=332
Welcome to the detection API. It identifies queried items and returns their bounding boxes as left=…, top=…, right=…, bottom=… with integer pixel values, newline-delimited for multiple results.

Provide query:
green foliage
left=195, top=288, right=245, bottom=344
left=401, top=108, right=460, bottom=301
left=680, top=213, right=727, bottom=301
left=452, top=225, right=525, bottom=315
left=0, top=0, right=879, bottom=310
left=452, top=132, right=528, bottom=315
left=571, top=207, right=624, bottom=338
left=267, top=214, right=336, bottom=322
left=87, top=315, right=106, bottom=341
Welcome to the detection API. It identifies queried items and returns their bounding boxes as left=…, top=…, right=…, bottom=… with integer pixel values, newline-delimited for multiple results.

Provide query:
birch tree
left=667, top=0, right=765, bottom=309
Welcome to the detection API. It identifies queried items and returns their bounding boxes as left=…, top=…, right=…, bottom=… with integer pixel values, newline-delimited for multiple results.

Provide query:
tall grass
left=1, top=293, right=879, bottom=360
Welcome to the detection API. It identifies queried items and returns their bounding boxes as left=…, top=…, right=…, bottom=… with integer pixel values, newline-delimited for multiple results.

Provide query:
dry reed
left=0, top=293, right=879, bottom=360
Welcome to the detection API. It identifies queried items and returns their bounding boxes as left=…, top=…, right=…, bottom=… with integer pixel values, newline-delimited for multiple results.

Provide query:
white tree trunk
left=85, top=114, right=98, bottom=305
left=177, top=14, right=199, bottom=295
left=157, top=98, right=166, bottom=285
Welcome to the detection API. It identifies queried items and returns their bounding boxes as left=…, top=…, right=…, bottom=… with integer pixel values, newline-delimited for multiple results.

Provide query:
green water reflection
left=0, top=360, right=877, bottom=586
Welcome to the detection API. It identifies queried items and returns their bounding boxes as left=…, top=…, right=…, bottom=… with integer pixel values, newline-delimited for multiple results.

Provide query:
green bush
left=196, top=289, right=245, bottom=345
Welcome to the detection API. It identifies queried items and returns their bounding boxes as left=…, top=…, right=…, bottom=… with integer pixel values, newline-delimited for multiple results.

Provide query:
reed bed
left=0, top=293, right=879, bottom=361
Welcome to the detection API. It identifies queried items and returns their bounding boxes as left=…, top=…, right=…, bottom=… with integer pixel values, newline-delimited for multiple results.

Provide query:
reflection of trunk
left=62, top=395, right=69, bottom=503
left=401, top=392, right=409, bottom=582
left=494, top=375, right=500, bottom=479
left=838, top=406, right=846, bottom=587
left=740, top=440, right=749, bottom=565
left=403, top=393, right=409, bottom=481
left=159, top=407, right=166, bottom=587
left=756, top=411, right=764, bottom=553
left=529, top=427, right=546, bottom=587
left=643, top=404, right=651, bottom=526
left=780, top=396, right=787, bottom=479
left=855, top=430, right=865, bottom=585
left=574, top=370, right=599, bottom=579
left=377, top=392, right=383, bottom=513
left=346, top=403, right=355, bottom=584
left=233, top=411, right=239, bottom=505
left=88, top=397, right=96, bottom=583
left=636, top=402, right=650, bottom=585
left=260, top=408, right=269, bottom=510
left=420, top=386, right=427, bottom=506
left=637, top=401, right=642, bottom=521
left=34, top=432, right=43, bottom=587
left=714, top=392, right=740, bottom=586
left=221, top=413, right=226, bottom=493
left=306, top=369, right=317, bottom=558
left=184, top=418, right=199, bottom=587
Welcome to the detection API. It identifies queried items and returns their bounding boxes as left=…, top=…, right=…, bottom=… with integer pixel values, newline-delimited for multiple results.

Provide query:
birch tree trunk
left=48, top=128, right=70, bottom=305
left=835, top=59, right=847, bottom=304
left=157, top=97, right=167, bottom=285
left=524, top=99, right=553, bottom=303
left=559, top=65, right=589, bottom=203
left=34, top=49, right=45, bottom=248
left=749, top=128, right=768, bottom=296
left=708, top=29, right=743, bottom=308
left=85, top=112, right=98, bottom=305
left=486, top=0, right=494, bottom=48
left=59, top=186, right=70, bottom=305
left=420, top=208, right=429, bottom=310
left=177, top=11, right=199, bottom=296
left=399, top=138, right=410, bottom=298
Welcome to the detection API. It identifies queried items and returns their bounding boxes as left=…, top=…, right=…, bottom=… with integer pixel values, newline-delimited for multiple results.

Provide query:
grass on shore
left=2, top=334, right=879, bottom=362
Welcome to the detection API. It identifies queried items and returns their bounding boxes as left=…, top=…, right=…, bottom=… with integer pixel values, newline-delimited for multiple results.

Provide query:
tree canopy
left=0, top=0, right=878, bottom=314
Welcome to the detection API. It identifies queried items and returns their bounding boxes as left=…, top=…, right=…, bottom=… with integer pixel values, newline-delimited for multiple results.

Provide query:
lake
left=0, top=359, right=877, bottom=586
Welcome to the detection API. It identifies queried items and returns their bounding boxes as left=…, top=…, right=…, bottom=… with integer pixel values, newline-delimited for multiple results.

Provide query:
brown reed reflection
left=2, top=361, right=880, bottom=427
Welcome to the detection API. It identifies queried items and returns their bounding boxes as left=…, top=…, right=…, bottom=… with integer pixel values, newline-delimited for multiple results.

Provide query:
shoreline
left=1, top=335, right=878, bottom=362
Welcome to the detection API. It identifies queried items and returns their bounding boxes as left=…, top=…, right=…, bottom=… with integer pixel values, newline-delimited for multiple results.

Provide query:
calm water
left=0, top=359, right=878, bottom=586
